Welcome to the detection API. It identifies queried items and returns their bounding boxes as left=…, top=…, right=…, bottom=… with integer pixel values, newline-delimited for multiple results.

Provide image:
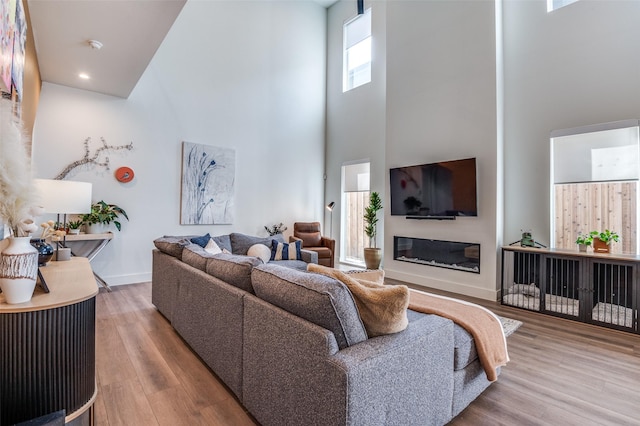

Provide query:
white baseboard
left=385, top=268, right=499, bottom=301
left=99, top=272, right=152, bottom=287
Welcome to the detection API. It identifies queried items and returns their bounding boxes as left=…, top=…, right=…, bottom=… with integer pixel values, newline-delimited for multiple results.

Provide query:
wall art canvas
left=180, top=141, right=235, bottom=225
left=0, top=0, right=17, bottom=93
left=10, top=0, right=25, bottom=99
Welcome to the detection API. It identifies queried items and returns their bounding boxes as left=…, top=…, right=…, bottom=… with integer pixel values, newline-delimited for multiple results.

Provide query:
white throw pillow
left=204, top=238, right=222, bottom=255
left=247, top=243, right=271, bottom=264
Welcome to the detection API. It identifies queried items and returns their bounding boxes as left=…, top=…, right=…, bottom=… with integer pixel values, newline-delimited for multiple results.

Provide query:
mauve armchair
left=290, top=222, right=335, bottom=268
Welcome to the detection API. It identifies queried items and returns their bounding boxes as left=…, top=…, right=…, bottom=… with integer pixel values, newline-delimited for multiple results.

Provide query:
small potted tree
left=363, top=192, right=383, bottom=270
left=82, top=201, right=129, bottom=233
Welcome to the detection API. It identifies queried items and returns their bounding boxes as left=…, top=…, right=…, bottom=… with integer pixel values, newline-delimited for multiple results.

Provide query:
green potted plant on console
left=575, top=231, right=597, bottom=252
left=82, top=201, right=129, bottom=234
left=592, top=229, right=620, bottom=253
left=363, top=191, right=383, bottom=270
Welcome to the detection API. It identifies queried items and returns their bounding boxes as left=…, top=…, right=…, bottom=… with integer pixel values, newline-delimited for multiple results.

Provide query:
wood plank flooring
left=95, top=281, right=640, bottom=425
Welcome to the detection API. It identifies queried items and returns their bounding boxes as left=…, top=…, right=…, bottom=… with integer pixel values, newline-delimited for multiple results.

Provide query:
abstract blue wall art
left=180, top=141, right=235, bottom=225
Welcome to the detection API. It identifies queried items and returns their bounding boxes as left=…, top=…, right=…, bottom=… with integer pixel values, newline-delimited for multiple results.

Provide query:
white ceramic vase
left=0, top=236, right=39, bottom=304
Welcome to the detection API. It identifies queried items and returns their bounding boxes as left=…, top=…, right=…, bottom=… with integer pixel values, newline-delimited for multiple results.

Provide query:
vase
left=0, top=236, right=39, bottom=304
left=364, top=247, right=382, bottom=270
left=30, top=238, right=55, bottom=266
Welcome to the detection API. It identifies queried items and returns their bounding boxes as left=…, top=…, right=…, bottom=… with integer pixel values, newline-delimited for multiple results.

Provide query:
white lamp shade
left=34, top=179, right=92, bottom=214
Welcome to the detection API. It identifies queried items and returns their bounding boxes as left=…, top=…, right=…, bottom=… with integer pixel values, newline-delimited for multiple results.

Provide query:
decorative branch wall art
left=56, top=137, right=134, bottom=180
left=180, top=141, right=235, bottom=225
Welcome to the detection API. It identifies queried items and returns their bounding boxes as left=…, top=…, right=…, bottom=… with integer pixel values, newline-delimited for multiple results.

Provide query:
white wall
left=503, top=0, right=640, bottom=246
left=32, top=1, right=327, bottom=285
left=327, top=0, right=499, bottom=299
left=326, top=1, right=387, bottom=258
left=384, top=1, right=498, bottom=299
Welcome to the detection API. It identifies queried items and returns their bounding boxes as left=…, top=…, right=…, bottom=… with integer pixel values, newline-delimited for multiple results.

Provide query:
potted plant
left=264, top=223, right=287, bottom=236
left=575, top=231, right=597, bottom=252
left=82, top=201, right=129, bottom=233
left=363, top=191, right=383, bottom=270
left=67, top=219, right=84, bottom=235
left=592, top=229, right=620, bottom=253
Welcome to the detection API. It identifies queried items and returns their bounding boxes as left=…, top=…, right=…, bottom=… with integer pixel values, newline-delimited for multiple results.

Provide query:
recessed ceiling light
left=78, top=73, right=90, bottom=80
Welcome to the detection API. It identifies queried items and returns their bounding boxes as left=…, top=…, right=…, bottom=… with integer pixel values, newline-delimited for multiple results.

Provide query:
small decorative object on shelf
left=264, top=223, right=287, bottom=236
left=575, top=232, right=596, bottom=252
left=30, top=238, right=54, bottom=266
left=592, top=229, right=620, bottom=253
left=67, top=219, right=83, bottom=235
left=520, top=231, right=535, bottom=247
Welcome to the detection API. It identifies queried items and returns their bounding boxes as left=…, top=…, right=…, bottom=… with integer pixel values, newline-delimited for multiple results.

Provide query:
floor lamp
left=326, top=201, right=335, bottom=238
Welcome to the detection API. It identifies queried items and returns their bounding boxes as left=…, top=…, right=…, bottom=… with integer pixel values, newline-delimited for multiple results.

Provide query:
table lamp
left=34, top=179, right=92, bottom=261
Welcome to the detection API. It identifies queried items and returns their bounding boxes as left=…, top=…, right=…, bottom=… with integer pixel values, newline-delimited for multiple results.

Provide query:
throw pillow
left=190, top=233, right=211, bottom=248
left=270, top=240, right=302, bottom=261
left=308, top=263, right=409, bottom=337
left=247, top=243, right=271, bottom=264
left=204, top=238, right=222, bottom=255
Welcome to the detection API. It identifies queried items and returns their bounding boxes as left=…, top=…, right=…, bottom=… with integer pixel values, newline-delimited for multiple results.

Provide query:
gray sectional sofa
left=151, top=232, right=494, bottom=426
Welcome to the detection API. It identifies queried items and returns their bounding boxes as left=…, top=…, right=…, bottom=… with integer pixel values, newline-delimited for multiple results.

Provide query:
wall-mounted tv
left=389, top=157, right=477, bottom=218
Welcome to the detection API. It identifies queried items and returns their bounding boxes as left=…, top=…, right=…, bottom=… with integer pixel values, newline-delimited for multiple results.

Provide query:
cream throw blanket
left=409, top=289, right=509, bottom=382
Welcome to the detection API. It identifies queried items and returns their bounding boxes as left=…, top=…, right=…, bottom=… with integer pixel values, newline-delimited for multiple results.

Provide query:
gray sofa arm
left=242, top=295, right=455, bottom=426
left=300, top=248, right=318, bottom=264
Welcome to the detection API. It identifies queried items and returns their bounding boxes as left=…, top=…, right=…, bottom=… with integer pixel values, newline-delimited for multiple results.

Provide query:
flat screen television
left=389, top=157, right=477, bottom=218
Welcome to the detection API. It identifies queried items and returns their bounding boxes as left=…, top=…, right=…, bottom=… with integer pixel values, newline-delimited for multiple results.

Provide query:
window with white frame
left=551, top=122, right=639, bottom=254
left=547, top=0, right=579, bottom=12
left=343, top=8, right=372, bottom=92
left=341, top=161, right=370, bottom=265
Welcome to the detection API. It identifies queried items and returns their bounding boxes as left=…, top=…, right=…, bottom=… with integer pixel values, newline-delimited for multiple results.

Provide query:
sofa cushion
left=270, top=240, right=302, bottom=261
left=154, top=235, right=195, bottom=258
left=182, top=243, right=219, bottom=271
left=247, top=244, right=271, bottom=263
left=230, top=233, right=284, bottom=255
left=251, top=263, right=368, bottom=350
left=191, top=233, right=212, bottom=248
left=271, top=259, right=308, bottom=271
left=204, top=238, right=222, bottom=255
left=211, top=234, right=232, bottom=253
left=206, top=253, right=262, bottom=294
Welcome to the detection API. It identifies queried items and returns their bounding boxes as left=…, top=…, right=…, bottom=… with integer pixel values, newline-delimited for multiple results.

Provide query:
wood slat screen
left=343, top=191, right=369, bottom=263
left=554, top=181, right=637, bottom=254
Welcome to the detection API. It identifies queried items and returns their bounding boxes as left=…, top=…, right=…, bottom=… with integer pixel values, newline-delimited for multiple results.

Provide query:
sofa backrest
left=206, top=253, right=262, bottom=294
left=230, top=233, right=284, bottom=255
left=251, top=264, right=368, bottom=350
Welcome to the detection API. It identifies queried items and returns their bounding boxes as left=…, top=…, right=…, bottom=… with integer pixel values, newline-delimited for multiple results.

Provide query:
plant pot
left=577, top=243, right=588, bottom=252
left=0, top=236, right=39, bottom=304
left=68, top=229, right=80, bottom=235
left=86, top=223, right=108, bottom=234
left=364, top=247, right=382, bottom=270
left=593, top=237, right=609, bottom=253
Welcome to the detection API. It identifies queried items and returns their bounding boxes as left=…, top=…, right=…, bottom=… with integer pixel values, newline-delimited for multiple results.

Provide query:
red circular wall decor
left=115, top=167, right=134, bottom=183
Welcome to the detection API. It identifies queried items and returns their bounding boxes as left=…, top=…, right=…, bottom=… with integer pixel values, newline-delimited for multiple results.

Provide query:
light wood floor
left=95, top=281, right=640, bottom=426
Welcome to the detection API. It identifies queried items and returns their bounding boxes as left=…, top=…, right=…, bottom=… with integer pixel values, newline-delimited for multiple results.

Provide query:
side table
left=62, top=232, right=114, bottom=291
left=0, top=257, right=98, bottom=425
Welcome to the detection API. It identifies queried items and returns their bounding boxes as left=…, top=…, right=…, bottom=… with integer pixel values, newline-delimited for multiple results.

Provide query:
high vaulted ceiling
left=27, top=0, right=187, bottom=98
left=27, top=0, right=337, bottom=99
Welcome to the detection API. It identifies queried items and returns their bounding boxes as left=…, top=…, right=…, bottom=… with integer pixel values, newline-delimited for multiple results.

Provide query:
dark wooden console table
left=501, top=246, right=640, bottom=334
left=0, top=257, right=98, bottom=425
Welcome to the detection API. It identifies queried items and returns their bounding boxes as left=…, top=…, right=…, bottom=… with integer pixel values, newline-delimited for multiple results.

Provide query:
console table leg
left=93, top=272, right=112, bottom=292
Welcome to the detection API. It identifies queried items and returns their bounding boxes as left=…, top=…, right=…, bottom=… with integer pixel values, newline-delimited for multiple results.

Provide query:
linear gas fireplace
left=394, top=236, right=480, bottom=274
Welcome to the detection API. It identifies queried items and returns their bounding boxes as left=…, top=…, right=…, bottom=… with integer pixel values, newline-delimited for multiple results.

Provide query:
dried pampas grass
left=0, top=98, right=37, bottom=236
